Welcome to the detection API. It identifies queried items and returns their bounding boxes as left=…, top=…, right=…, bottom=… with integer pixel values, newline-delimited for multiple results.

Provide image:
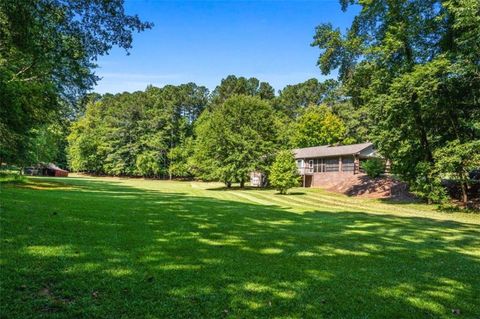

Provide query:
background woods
left=1, top=0, right=479, bottom=205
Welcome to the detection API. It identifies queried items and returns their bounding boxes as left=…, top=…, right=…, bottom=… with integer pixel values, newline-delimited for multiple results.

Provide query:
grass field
left=1, top=176, right=479, bottom=318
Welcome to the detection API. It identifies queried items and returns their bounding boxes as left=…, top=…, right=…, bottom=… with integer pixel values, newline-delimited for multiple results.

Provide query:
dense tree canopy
left=290, top=105, right=348, bottom=148
left=274, top=78, right=339, bottom=118
left=4, top=0, right=478, bottom=206
left=210, top=75, right=275, bottom=106
left=312, top=0, right=480, bottom=203
left=68, top=83, right=208, bottom=176
left=0, top=0, right=151, bottom=163
left=193, top=95, right=278, bottom=187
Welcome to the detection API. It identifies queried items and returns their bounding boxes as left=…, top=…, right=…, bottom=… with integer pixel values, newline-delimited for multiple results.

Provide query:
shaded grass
left=0, top=171, right=26, bottom=184
left=0, top=176, right=479, bottom=318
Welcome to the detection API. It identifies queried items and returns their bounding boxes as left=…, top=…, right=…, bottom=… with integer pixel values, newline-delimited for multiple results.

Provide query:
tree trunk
left=226, top=181, right=231, bottom=188
left=240, top=179, right=245, bottom=188
left=460, top=181, right=468, bottom=205
left=460, top=171, right=469, bottom=205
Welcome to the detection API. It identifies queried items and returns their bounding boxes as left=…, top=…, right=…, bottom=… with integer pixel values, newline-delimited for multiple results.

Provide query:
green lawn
left=1, top=176, right=479, bottom=318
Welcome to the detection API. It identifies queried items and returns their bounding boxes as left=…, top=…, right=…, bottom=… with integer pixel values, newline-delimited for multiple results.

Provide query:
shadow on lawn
left=1, top=178, right=479, bottom=318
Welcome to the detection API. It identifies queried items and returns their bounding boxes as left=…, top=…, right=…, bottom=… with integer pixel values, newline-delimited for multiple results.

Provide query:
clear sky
left=94, top=0, right=359, bottom=94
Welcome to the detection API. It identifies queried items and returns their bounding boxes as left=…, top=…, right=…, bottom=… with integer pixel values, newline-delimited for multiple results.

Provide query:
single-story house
left=294, top=142, right=383, bottom=187
left=24, top=163, right=69, bottom=177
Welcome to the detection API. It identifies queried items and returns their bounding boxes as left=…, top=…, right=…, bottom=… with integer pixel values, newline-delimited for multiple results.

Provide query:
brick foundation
left=309, top=172, right=356, bottom=188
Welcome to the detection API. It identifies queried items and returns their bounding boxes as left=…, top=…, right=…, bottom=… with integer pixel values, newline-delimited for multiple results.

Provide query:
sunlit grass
left=0, top=176, right=479, bottom=318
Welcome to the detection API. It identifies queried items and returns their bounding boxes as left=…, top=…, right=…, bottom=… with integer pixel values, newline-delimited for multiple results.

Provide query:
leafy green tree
left=274, top=78, right=339, bottom=118
left=291, top=104, right=347, bottom=148
left=193, top=95, right=277, bottom=187
left=67, top=100, right=108, bottom=173
left=362, top=159, right=384, bottom=178
left=29, top=123, right=68, bottom=168
left=0, top=0, right=151, bottom=164
left=136, top=151, right=162, bottom=178
left=269, top=150, right=300, bottom=194
left=210, top=75, right=275, bottom=106
left=67, top=84, right=208, bottom=176
left=434, top=140, right=480, bottom=204
left=168, top=137, right=196, bottom=178
left=312, top=0, right=480, bottom=203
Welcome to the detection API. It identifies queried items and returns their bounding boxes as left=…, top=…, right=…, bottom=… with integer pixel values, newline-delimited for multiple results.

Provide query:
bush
left=410, top=162, right=448, bottom=204
left=0, top=171, right=25, bottom=183
left=135, top=152, right=162, bottom=177
left=269, top=150, right=300, bottom=194
left=362, top=158, right=384, bottom=178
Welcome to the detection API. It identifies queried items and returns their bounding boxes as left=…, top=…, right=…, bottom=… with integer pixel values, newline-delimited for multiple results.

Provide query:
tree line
left=1, top=0, right=479, bottom=205
left=310, top=0, right=480, bottom=204
left=67, top=76, right=353, bottom=183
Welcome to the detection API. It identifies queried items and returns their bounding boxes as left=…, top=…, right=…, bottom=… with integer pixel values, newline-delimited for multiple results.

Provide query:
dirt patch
left=328, top=174, right=414, bottom=200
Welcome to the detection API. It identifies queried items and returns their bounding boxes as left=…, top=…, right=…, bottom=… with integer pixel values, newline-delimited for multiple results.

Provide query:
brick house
left=294, top=142, right=381, bottom=187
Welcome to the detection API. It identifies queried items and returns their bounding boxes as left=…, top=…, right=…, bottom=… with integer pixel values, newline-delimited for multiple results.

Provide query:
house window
left=308, top=160, right=314, bottom=173
left=325, top=158, right=339, bottom=172
left=342, top=157, right=355, bottom=172
left=296, top=160, right=303, bottom=168
left=313, top=159, right=320, bottom=173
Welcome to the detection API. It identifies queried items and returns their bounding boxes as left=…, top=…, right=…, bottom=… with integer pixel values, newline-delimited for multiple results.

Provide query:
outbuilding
left=24, top=163, right=69, bottom=177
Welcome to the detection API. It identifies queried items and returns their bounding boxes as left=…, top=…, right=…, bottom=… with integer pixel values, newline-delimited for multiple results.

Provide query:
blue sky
left=94, top=0, right=358, bottom=94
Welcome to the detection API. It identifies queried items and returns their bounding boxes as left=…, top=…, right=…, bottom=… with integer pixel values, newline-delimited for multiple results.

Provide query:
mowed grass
left=0, top=176, right=479, bottom=318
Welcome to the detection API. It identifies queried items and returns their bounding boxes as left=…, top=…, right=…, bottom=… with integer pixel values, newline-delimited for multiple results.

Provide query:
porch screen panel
left=342, top=157, right=355, bottom=172
left=324, top=159, right=339, bottom=172
left=314, top=159, right=320, bottom=172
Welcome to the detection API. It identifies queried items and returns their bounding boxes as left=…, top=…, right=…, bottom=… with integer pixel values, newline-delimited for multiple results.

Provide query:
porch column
left=385, top=159, right=391, bottom=173
left=354, top=155, right=360, bottom=174
left=338, top=156, right=342, bottom=172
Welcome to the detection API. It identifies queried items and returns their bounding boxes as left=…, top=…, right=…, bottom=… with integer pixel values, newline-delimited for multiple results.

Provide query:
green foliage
left=0, top=170, right=25, bottom=183
left=269, top=150, right=300, bottom=194
left=210, top=75, right=275, bottom=106
left=274, top=78, right=339, bottom=118
left=291, top=105, right=347, bottom=148
left=312, top=0, right=480, bottom=203
left=168, top=137, right=196, bottom=178
left=0, top=0, right=151, bottom=164
left=136, top=151, right=162, bottom=178
left=361, top=158, right=384, bottom=178
left=434, top=140, right=480, bottom=203
left=28, top=123, right=69, bottom=168
left=193, top=95, right=277, bottom=187
left=67, top=84, right=208, bottom=176
left=410, top=162, right=448, bottom=205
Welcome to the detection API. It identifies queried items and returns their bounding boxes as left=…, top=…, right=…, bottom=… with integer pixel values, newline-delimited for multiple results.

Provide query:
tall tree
left=312, top=0, right=480, bottom=202
left=270, top=150, right=300, bottom=195
left=193, top=95, right=277, bottom=187
left=210, top=75, right=275, bottom=106
left=291, top=105, right=347, bottom=148
left=274, top=78, right=339, bottom=118
left=0, top=0, right=152, bottom=164
left=67, top=84, right=208, bottom=176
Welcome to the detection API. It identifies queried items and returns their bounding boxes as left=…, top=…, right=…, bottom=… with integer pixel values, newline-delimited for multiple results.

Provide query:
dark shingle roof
left=293, top=142, right=373, bottom=159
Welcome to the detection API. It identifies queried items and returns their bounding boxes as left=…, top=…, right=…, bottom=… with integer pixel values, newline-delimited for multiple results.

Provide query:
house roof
left=293, top=142, right=374, bottom=159
left=35, top=162, right=68, bottom=172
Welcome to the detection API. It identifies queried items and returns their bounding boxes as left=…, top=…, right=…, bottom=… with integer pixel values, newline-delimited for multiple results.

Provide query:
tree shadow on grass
left=1, top=178, right=479, bottom=318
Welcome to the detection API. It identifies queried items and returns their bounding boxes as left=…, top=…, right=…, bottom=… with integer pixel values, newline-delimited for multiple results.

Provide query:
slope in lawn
left=0, top=177, right=479, bottom=318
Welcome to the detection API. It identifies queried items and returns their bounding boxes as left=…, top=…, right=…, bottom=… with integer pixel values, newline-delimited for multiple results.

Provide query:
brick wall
left=311, top=172, right=355, bottom=188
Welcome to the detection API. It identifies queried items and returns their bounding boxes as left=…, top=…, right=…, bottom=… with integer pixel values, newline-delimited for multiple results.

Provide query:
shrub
left=410, top=162, right=448, bottom=204
left=0, top=171, right=26, bottom=183
left=269, top=150, right=300, bottom=194
left=135, top=152, right=162, bottom=177
left=362, top=158, right=384, bottom=178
